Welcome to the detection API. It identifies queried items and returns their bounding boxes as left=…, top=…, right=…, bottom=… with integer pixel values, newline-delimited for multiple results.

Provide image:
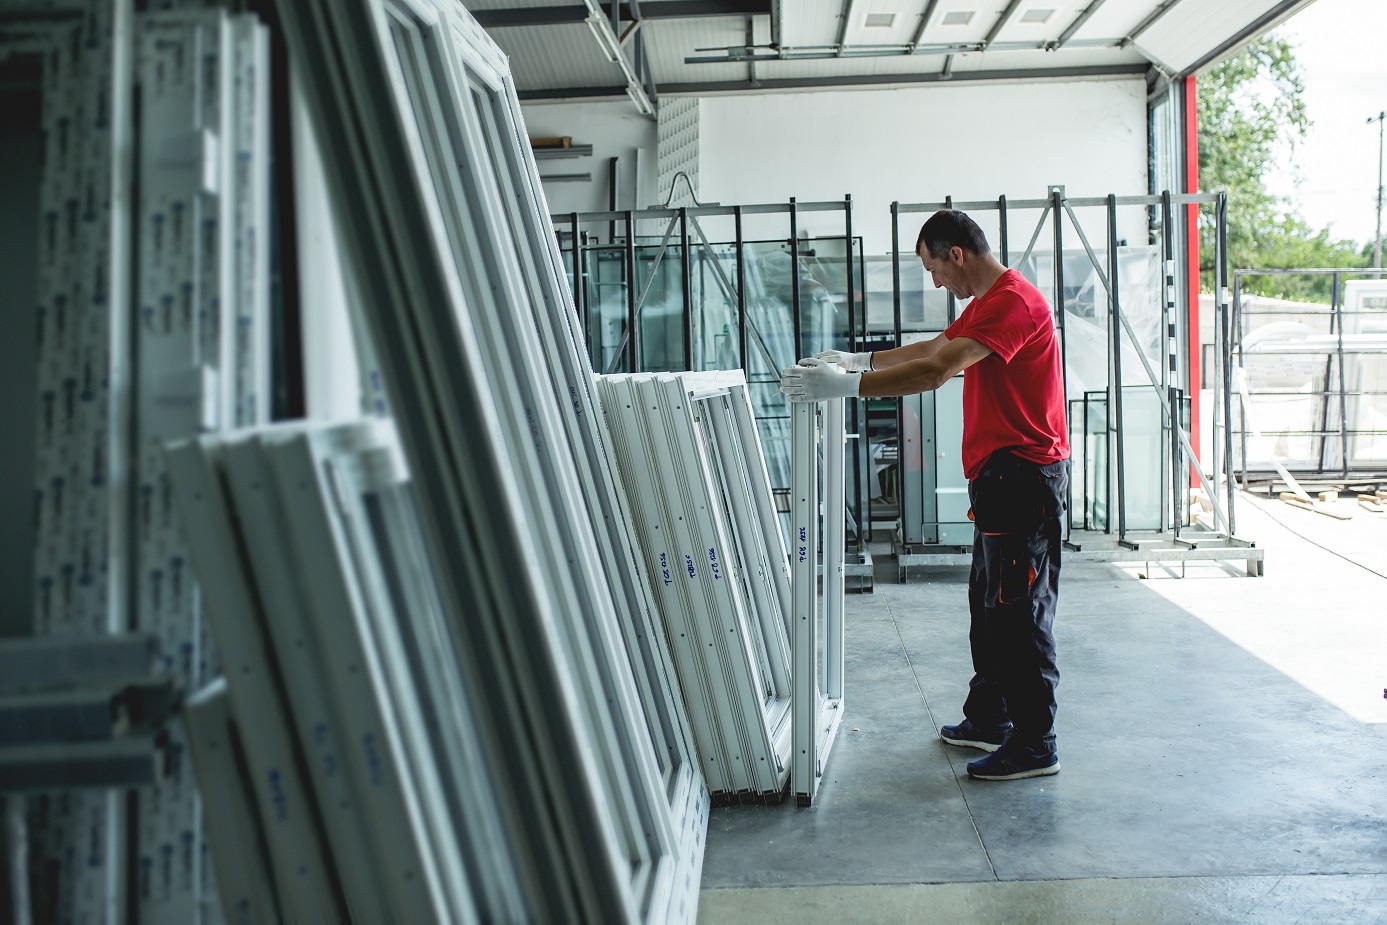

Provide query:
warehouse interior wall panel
left=521, top=76, right=1150, bottom=241
left=520, top=98, right=660, bottom=215
left=697, top=77, right=1149, bottom=255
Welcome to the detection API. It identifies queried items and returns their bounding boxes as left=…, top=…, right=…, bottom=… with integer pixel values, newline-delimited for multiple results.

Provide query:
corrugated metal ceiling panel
left=943, top=45, right=1142, bottom=70
left=471, top=0, right=1314, bottom=95
left=1059, top=0, right=1168, bottom=42
left=491, top=23, right=626, bottom=89
left=1135, top=0, right=1296, bottom=72
left=779, top=0, right=849, bottom=47
left=644, top=17, right=754, bottom=84
left=463, top=0, right=587, bottom=9
left=741, top=42, right=1142, bottom=80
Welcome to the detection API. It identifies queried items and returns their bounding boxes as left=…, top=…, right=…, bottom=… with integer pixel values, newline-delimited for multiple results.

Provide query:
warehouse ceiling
left=469, top=0, right=1318, bottom=108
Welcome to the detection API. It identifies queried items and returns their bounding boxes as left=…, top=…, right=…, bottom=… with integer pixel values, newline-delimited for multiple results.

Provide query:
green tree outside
left=1197, top=35, right=1366, bottom=300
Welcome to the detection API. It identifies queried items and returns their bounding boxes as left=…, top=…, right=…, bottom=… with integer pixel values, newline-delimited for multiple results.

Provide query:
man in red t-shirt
left=780, top=209, right=1070, bottom=781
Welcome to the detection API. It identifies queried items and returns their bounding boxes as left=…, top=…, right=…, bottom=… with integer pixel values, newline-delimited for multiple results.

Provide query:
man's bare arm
left=869, top=331, right=949, bottom=370
left=858, top=336, right=992, bottom=396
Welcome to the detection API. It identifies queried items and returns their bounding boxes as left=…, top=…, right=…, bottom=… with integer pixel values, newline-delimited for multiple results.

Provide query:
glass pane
left=1068, top=398, right=1088, bottom=530
left=582, top=244, right=631, bottom=373
left=1084, top=391, right=1108, bottom=531
left=637, top=242, right=686, bottom=372
left=1120, top=386, right=1165, bottom=530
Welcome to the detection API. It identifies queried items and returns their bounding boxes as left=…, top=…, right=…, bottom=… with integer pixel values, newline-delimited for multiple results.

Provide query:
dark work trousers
left=962, top=450, right=1069, bottom=757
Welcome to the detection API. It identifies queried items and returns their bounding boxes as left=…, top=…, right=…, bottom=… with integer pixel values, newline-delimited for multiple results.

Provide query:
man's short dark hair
left=916, top=210, right=991, bottom=259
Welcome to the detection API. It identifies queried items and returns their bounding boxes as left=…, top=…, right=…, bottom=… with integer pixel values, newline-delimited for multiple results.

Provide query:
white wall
left=520, top=99, right=659, bottom=222
left=697, top=77, right=1150, bottom=256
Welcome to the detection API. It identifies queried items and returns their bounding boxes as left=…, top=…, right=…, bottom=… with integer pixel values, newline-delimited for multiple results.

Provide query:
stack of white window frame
left=265, top=1, right=708, bottom=922
left=597, top=371, right=796, bottom=802
left=170, top=420, right=540, bottom=924
left=11, top=4, right=270, bottom=921
left=132, top=13, right=272, bottom=923
left=19, top=6, right=133, bottom=919
left=791, top=400, right=848, bottom=806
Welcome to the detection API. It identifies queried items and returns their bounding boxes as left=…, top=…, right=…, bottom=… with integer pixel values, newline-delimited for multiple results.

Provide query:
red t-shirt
left=943, top=269, right=1070, bottom=480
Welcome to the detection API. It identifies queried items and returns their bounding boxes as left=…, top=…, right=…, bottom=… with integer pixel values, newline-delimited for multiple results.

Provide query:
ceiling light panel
left=978, top=1, right=1085, bottom=46
left=923, top=0, right=991, bottom=43
left=838, top=0, right=917, bottom=49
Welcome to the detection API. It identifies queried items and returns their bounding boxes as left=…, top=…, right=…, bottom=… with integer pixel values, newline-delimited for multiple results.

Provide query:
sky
left=1260, top=0, right=1387, bottom=247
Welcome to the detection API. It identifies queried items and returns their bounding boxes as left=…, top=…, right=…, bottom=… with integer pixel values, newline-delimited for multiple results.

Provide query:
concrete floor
left=697, top=493, right=1387, bottom=924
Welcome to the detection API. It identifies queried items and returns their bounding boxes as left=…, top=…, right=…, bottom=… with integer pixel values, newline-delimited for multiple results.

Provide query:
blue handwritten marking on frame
left=708, top=547, right=722, bottom=580
left=685, top=554, right=696, bottom=578
left=660, top=551, right=673, bottom=586
left=362, top=732, right=384, bottom=787
left=267, top=769, right=288, bottom=821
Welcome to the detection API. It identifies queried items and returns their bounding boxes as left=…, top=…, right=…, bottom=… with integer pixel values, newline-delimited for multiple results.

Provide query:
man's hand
left=779, top=357, right=862, bottom=403
left=814, top=349, right=873, bottom=372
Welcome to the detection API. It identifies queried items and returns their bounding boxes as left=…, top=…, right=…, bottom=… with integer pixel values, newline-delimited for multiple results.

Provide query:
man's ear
left=950, top=245, right=966, bottom=266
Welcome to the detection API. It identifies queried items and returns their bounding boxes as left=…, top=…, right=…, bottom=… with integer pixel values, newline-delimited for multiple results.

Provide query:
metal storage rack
left=888, top=188, right=1263, bottom=578
left=561, top=200, right=875, bottom=590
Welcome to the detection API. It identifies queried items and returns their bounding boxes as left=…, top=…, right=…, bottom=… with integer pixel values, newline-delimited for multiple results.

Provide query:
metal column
left=1216, top=193, right=1236, bottom=535
left=944, top=195, right=956, bottom=325
left=1161, top=191, right=1181, bottom=537
left=844, top=194, right=864, bottom=547
left=624, top=211, right=638, bottom=372
left=790, top=197, right=802, bottom=361
left=1051, top=189, right=1072, bottom=538
left=998, top=194, right=1009, bottom=266
left=1051, top=188, right=1069, bottom=409
left=1334, top=271, right=1350, bottom=478
left=1107, top=194, right=1132, bottom=547
left=735, top=206, right=747, bottom=369
left=570, top=212, right=584, bottom=331
left=680, top=206, right=692, bottom=370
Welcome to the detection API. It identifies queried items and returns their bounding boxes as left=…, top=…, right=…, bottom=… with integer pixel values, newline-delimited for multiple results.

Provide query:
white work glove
left=814, top=349, right=873, bottom=371
left=779, top=356, right=862, bottom=403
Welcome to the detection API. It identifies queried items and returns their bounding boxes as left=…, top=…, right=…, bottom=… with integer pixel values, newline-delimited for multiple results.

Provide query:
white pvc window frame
left=271, top=1, right=705, bottom=920
left=174, top=421, right=537, bottom=924
left=164, top=437, right=346, bottom=923
left=598, top=371, right=795, bottom=801
left=443, top=10, right=707, bottom=881
left=181, top=679, right=282, bottom=925
left=213, top=426, right=399, bottom=925
left=791, top=400, right=847, bottom=806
